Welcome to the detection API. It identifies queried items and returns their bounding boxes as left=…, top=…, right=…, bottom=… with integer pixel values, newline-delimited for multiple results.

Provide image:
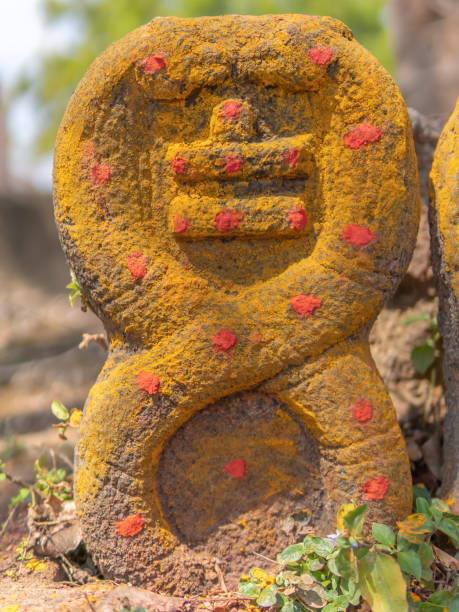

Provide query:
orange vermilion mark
left=343, top=123, right=382, bottom=150
left=221, top=101, right=242, bottom=121
left=225, top=458, right=245, bottom=479
left=171, top=156, right=187, bottom=175
left=223, top=154, right=243, bottom=174
left=213, top=209, right=243, bottom=232
left=127, top=251, right=147, bottom=279
left=290, top=295, right=322, bottom=318
left=90, top=163, right=111, bottom=185
left=288, top=206, right=308, bottom=231
left=362, top=476, right=389, bottom=500
left=141, top=54, right=166, bottom=74
left=351, top=399, right=373, bottom=422
left=136, top=370, right=160, bottom=395
left=283, top=148, right=300, bottom=167
left=307, top=46, right=334, bottom=66
left=213, top=329, right=237, bottom=353
left=174, top=216, right=189, bottom=233
left=342, top=224, right=377, bottom=248
left=115, top=514, right=144, bottom=537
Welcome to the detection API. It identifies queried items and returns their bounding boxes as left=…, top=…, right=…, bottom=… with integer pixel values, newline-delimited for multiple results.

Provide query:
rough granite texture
left=53, top=15, right=420, bottom=592
left=429, top=97, right=459, bottom=512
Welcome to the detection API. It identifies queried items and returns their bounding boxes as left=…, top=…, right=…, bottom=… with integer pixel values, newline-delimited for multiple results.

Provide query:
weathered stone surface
left=429, top=97, right=459, bottom=511
left=53, top=15, right=420, bottom=592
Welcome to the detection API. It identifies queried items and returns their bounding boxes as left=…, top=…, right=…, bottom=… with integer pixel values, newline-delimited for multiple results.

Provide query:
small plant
left=66, top=269, right=83, bottom=307
left=51, top=399, right=82, bottom=440
left=239, top=489, right=459, bottom=612
left=402, top=313, right=441, bottom=377
left=0, top=402, right=79, bottom=510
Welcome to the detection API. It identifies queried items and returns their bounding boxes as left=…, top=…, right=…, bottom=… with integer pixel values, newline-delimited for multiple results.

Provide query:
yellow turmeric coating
left=430, top=98, right=459, bottom=297
left=53, top=15, right=419, bottom=588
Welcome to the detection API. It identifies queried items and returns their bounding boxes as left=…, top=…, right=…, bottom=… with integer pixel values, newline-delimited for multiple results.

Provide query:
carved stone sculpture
left=429, top=97, right=459, bottom=513
left=53, top=15, right=420, bottom=592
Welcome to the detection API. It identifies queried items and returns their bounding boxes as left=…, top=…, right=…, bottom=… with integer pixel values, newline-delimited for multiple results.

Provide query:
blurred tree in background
left=19, top=0, right=391, bottom=156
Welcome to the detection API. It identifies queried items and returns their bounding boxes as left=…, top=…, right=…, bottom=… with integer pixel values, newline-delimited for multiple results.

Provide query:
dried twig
left=214, top=559, right=228, bottom=593
left=84, top=592, right=97, bottom=612
left=79, top=333, right=108, bottom=351
left=0, top=505, right=18, bottom=540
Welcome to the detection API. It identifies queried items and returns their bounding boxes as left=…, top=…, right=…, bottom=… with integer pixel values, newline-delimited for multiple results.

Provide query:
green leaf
left=327, top=557, right=340, bottom=576
left=397, top=536, right=412, bottom=552
left=343, top=504, right=368, bottom=536
left=397, top=549, right=422, bottom=579
left=349, top=587, right=362, bottom=606
left=47, top=468, right=67, bottom=483
left=427, top=591, right=453, bottom=605
left=420, top=566, right=433, bottom=581
left=238, top=580, right=259, bottom=598
left=340, top=577, right=356, bottom=599
left=308, top=558, right=324, bottom=571
left=420, top=594, right=455, bottom=612
left=280, top=601, right=303, bottom=612
left=438, top=517, right=459, bottom=547
left=51, top=400, right=69, bottom=421
left=372, top=523, right=396, bottom=548
left=10, top=487, right=30, bottom=507
left=0, top=473, right=6, bottom=481
left=358, top=551, right=408, bottom=612
left=66, top=270, right=82, bottom=307
left=310, top=537, right=335, bottom=557
left=412, top=485, right=431, bottom=504
left=333, top=547, right=358, bottom=580
left=449, top=595, right=459, bottom=612
left=417, top=542, right=434, bottom=568
left=411, top=344, right=435, bottom=374
left=415, top=497, right=432, bottom=517
left=335, top=594, right=352, bottom=608
left=430, top=498, right=449, bottom=513
left=277, top=543, right=305, bottom=563
left=256, top=585, right=277, bottom=608
left=443, top=512, right=459, bottom=526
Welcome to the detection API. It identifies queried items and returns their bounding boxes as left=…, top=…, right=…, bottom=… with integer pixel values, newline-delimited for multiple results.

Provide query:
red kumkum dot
left=174, top=216, right=189, bottom=233
left=290, top=295, right=322, bottom=318
left=342, top=224, right=377, bottom=248
left=352, top=399, right=373, bottom=423
left=213, top=329, right=237, bottom=353
left=284, top=148, right=300, bottom=167
left=343, top=123, right=382, bottom=150
left=221, top=101, right=242, bottom=122
left=223, top=154, right=243, bottom=174
left=91, top=163, right=111, bottom=185
left=213, top=209, right=243, bottom=232
left=115, top=514, right=144, bottom=537
left=127, top=251, right=147, bottom=279
left=307, top=46, right=335, bottom=66
left=225, top=458, right=245, bottom=479
left=362, top=476, right=389, bottom=501
left=141, top=54, right=166, bottom=74
left=288, top=206, right=308, bottom=231
left=136, top=370, right=160, bottom=395
left=171, top=156, right=187, bottom=175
